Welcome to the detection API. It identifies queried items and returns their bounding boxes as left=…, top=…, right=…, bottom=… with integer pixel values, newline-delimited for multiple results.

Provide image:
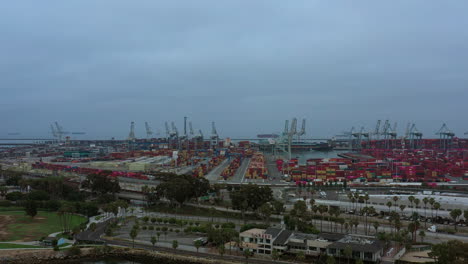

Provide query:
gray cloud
left=1, top=0, right=467, bottom=139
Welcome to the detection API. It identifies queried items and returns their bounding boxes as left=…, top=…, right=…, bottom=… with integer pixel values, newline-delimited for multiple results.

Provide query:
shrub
left=221, top=222, right=235, bottom=229
left=67, top=246, right=81, bottom=256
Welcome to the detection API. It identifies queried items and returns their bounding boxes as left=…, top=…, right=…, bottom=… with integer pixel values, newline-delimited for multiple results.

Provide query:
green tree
left=272, top=249, right=280, bottom=261
left=24, top=199, right=37, bottom=218
left=296, top=251, right=305, bottom=261
left=258, top=203, right=272, bottom=225
left=450, top=209, right=462, bottom=231
left=419, top=230, right=426, bottom=243
left=172, top=240, right=178, bottom=249
left=327, top=255, right=336, bottom=264
left=151, top=236, right=157, bottom=251
left=243, top=248, right=254, bottom=264
left=130, top=228, right=138, bottom=248
left=373, top=221, right=380, bottom=234
left=272, top=200, right=285, bottom=215
left=218, top=244, right=225, bottom=256
left=344, top=245, right=352, bottom=264
left=194, top=239, right=202, bottom=253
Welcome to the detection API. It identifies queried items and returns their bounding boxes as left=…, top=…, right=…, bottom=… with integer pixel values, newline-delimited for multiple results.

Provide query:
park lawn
left=0, top=243, right=41, bottom=249
left=0, top=210, right=87, bottom=242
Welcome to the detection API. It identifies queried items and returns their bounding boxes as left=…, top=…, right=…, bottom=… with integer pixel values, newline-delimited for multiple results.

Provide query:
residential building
left=326, top=234, right=384, bottom=263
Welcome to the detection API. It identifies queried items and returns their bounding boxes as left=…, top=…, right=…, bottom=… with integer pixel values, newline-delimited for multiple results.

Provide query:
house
left=306, top=233, right=344, bottom=256
left=239, top=227, right=292, bottom=255
left=326, top=235, right=384, bottom=263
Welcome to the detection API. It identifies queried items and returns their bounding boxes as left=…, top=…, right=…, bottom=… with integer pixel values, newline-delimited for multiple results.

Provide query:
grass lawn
left=0, top=210, right=87, bottom=242
left=0, top=243, right=41, bottom=249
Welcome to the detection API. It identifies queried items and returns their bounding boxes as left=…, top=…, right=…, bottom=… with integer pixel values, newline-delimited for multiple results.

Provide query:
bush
left=67, top=246, right=81, bottom=256
left=169, top=218, right=176, bottom=224
left=221, top=222, right=236, bottom=229
left=169, top=228, right=173, bottom=232
left=6, top=191, right=23, bottom=201
left=0, top=200, right=13, bottom=207
left=151, top=218, right=156, bottom=224
left=215, top=224, right=220, bottom=228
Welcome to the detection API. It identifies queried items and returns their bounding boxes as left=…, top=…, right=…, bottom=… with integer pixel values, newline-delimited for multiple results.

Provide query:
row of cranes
left=277, top=118, right=307, bottom=160
left=341, top=120, right=459, bottom=150
left=127, top=118, right=220, bottom=150
left=49, top=122, right=86, bottom=142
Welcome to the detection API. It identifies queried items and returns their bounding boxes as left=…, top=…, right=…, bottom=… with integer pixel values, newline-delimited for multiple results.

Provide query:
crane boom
left=145, top=122, right=153, bottom=139
left=189, top=122, right=194, bottom=135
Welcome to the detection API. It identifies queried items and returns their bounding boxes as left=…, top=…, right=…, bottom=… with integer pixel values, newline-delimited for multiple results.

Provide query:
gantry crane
left=287, top=118, right=298, bottom=159
left=50, top=124, right=58, bottom=141
left=165, top=122, right=170, bottom=139
left=436, top=123, right=455, bottom=150
left=210, top=122, right=219, bottom=148
left=127, top=122, right=136, bottom=141
left=145, top=122, right=153, bottom=139
left=380, top=120, right=391, bottom=149
left=296, top=119, right=306, bottom=142
left=283, top=120, right=289, bottom=136
left=409, top=123, right=423, bottom=149
left=372, top=120, right=381, bottom=140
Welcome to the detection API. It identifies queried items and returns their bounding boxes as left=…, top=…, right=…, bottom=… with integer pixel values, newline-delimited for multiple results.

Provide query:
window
left=309, top=247, right=317, bottom=251
left=352, top=251, right=361, bottom=259
left=266, top=239, right=271, bottom=243
left=329, top=248, right=337, bottom=255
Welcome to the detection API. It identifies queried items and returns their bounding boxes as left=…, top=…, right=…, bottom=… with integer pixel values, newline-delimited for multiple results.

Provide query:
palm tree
left=408, top=195, right=415, bottom=214
left=414, top=198, right=420, bottom=211
left=399, top=205, right=406, bottom=217
left=433, top=202, right=440, bottom=219
left=362, top=206, right=369, bottom=235
left=393, top=196, right=399, bottom=213
left=310, top=198, right=316, bottom=225
left=450, top=209, right=462, bottom=231
left=422, top=197, right=429, bottom=227
left=429, top=198, right=435, bottom=219
left=318, top=205, right=328, bottom=232
left=386, top=201, right=393, bottom=214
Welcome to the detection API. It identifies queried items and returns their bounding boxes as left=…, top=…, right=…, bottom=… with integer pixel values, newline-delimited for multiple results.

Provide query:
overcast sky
left=1, top=1, right=467, bottom=139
